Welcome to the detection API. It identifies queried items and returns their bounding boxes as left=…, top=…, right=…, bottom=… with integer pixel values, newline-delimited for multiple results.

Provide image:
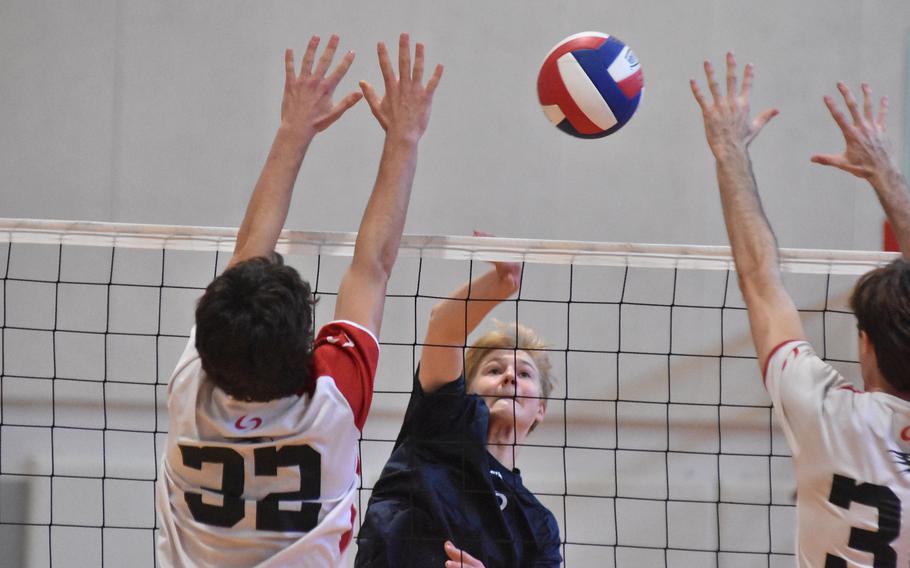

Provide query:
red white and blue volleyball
left=537, top=32, right=644, bottom=138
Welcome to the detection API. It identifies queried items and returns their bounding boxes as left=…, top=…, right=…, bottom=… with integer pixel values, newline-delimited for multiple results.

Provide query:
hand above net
left=280, top=34, right=362, bottom=140
left=359, top=33, right=443, bottom=143
left=474, top=230, right=522, bottom=293
left=689, top=52, right=779, bottom=160
left=810, top=82, right=900, bottom=182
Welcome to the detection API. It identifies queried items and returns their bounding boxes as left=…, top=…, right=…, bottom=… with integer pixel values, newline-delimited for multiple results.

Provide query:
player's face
left=468, top=349, right=546, bottom=436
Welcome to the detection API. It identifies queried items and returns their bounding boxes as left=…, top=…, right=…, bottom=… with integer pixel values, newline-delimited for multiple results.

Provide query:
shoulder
left=311, top=320, right=381, bottom=430
left=762, top=340, right=815, bottom=385
left=410, top=376, right=478, bottom=427
left=167, top=327, right=203, bottom=389
left=166, top=328, right=206, bottom=413
left=315, top=320, right=380, bottom=359
left=763, top=340, right=851, bottom=402
left=311, top=319, right=381, bottom=381
left=396, top=375, right=488, bottom=456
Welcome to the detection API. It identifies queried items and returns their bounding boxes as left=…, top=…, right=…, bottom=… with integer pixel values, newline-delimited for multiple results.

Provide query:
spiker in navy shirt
left=355, top=372, right=562, bottom=567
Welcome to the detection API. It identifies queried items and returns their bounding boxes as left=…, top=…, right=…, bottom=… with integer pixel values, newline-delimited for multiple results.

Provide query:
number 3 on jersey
left=824, top=474, right=901, bottom=567
left=179, top=443, right=322, bottom=532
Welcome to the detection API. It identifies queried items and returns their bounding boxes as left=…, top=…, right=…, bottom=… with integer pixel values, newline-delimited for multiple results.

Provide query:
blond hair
left=464, top=322, right=556, bottom=401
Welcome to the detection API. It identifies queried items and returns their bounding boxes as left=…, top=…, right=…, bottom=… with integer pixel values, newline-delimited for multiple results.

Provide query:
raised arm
left=811, top=83, right=910, bottom=259
left=333, top=34, right=443, bottom=336
left=691, top=53, right=805, bottom=372
left=419, top=246, right=521, bottom=393
left=229, top=35, right=362, bottom=268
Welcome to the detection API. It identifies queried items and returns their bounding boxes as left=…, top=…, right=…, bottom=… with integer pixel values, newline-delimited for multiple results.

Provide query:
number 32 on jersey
left=178, top=443, right=322, bottom=532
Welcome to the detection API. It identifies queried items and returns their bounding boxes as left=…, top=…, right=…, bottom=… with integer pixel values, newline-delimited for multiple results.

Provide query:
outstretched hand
left=444, top=541, right=485, bottom=568
left=474, top=230, right=522, bottom=291
left=811, top=82, right=898, bottom=180
left=281, top=35, right=362, bottom=138
left=690, top=52, right=779, bottom=159
left=359, top=33, right=444, bottom=142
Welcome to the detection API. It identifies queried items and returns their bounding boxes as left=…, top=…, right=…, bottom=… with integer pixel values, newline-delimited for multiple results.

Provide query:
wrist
left=868, top=161, right=905, bottom=191
left=276, top=123, right=317, bottom=148
left=710, top=140, right=749, bottom=162
left=385, top=129, right=422, bottom=148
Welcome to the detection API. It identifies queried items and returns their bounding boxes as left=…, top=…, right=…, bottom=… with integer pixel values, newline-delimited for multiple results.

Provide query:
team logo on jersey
left=900, top=425, right=910, bottom=442
left=891, top=450, right=910, bottom=474
left=234, top=415, right=262, bottom=430
left=326, top=332, right=354, bottom=348
left=495, top=490, right=508, bottom=511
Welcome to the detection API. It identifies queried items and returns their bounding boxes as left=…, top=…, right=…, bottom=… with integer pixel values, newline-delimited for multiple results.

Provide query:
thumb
left=810, top=154, right=840, bottom=167
left=753, top=108, right=779, bottom=132
left=359, top=80, right=381, bottom=110
left=313, top=91, right=363, bottom=131
left=810, top=154, right=869, bottom=178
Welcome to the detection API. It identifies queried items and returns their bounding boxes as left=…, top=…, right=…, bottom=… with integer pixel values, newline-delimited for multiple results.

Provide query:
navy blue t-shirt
left=355, top=373, right=562, bottom=567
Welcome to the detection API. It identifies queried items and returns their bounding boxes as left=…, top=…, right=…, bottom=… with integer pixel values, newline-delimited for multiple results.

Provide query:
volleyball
left=537, top=32, right=644, bottom=138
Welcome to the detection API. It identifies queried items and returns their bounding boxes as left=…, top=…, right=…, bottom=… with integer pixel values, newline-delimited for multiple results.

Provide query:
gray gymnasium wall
left=1, top=3, right=908, bottom=566
left=1, top=0, right=908, bottom=250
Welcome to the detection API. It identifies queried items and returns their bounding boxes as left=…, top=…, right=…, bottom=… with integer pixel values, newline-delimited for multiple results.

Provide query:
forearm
left=350, top=135, right=419, bottom=277
left=233, top=126, right=314, bottom=262
left=426, top=269, right=517, bottom=346
left=715, top=148, right=783, bottom=289
left=869, top=166, right=910, bottom=258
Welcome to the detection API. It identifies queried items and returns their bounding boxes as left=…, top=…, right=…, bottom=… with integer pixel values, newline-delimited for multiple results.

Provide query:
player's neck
left=486, top=425, right=524, bottom=470
left=486, top=442, right=517, bottom=470
left=865, top=371, right=910, bottom=402
left=871, top=382, right=910, bottom=402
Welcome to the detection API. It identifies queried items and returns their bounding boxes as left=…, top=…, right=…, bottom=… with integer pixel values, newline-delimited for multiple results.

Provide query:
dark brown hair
left=195, top=256, right=316, bottom=401
left=850, top=259, right=910, bottom=393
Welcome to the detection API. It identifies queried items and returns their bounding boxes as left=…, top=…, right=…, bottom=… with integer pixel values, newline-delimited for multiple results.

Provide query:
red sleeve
left=311, top=320, right=380, bottom=430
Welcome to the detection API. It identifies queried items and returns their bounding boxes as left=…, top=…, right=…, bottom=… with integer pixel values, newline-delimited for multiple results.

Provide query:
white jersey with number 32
left=764, top=340, right=910, bottom=567
left=156, top=320, right=379, bottom=568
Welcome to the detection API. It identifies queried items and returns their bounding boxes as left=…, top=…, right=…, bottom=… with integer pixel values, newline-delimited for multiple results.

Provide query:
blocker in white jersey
left=693, top=54, right=910, bottom=568
left=764, top=341, right=910, bottom=567
left=156, top=321, right=379, bottom=567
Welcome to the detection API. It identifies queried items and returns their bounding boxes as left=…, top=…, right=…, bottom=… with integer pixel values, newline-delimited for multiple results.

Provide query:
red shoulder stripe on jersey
left=762, top=340, right=801, bottom=386
left=311, top=321, right=380, bottom=430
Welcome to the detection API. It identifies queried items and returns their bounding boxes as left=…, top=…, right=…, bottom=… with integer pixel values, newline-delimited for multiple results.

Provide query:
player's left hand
left=690, top=52, right=779, bottom=160
left=810, top=82, right=899, bottom=181
left=281, top=35, right=362, bottom=139
left=444, top=541, right=486, bottom=568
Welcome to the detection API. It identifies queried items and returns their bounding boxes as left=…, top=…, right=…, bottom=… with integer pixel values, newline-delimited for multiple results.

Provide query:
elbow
left=734, top=249, right=780, bottom=287
left=350, top=254, right=392, bottom=287
left=736, top=266, right=786, bottom=307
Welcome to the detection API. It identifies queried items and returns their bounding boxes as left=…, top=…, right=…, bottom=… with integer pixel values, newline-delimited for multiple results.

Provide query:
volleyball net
left=0, top=218, right=895, bottom=567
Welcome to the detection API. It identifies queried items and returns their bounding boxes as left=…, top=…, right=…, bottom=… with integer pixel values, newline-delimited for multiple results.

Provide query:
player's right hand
left=281, top=35, right=362, bottom=139
left=474, top=230, right=522, bottom=292
left=359, top=33, right=444, bottom=143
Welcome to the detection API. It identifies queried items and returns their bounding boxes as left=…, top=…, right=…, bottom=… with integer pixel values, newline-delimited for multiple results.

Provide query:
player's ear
left=535, top=398, right=547, bottom=424
left=858, top=330, right=874, bottom=357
